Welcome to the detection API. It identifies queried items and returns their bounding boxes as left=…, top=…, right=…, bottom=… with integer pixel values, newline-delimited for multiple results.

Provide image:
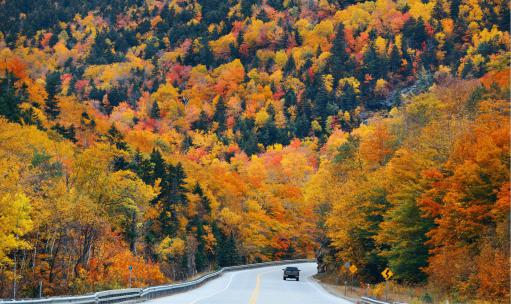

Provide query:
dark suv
left=283, top=266, right=300, bottom=281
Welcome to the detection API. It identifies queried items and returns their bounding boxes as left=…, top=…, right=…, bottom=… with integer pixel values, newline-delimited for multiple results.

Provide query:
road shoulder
left=312, top=275, right=358, bottom=303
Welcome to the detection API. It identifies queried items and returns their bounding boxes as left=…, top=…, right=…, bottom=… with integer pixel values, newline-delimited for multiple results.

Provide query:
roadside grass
left=313, top=272, right=480, bottom=304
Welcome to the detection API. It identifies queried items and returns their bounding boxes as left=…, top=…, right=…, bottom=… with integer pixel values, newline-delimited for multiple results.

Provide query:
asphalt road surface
left=146, top=262, right=352, bottom=304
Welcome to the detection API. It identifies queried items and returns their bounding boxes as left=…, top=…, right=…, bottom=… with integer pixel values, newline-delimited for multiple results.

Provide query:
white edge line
left=188, top=272, right=237, bottom=304
left=306, top=273, right=354, bottom=304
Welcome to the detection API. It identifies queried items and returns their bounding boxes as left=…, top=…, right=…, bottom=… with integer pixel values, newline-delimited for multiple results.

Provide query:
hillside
left=0, top=0, right=509, bottom=302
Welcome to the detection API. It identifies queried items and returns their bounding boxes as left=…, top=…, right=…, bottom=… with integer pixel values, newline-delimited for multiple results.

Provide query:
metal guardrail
left=1, top=259, right=313, bottom=304
left=0, top=294, right=99, bottom=304
left=360, top=296, right=407, bottom=304
left=360, top=297, right=390, bottom=304
left=97, top=289, right=142, bottom=304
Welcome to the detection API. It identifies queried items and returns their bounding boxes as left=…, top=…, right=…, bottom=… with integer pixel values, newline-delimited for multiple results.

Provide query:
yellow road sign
left=349, top=264, right=358, bottom=274
left=381, top=268, right=393, bottom=280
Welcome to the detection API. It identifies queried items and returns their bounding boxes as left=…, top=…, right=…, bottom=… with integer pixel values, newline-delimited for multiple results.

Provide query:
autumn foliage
left=309, top=75, right=509, bottom=302
left=0, top=0, right=509, bottom=302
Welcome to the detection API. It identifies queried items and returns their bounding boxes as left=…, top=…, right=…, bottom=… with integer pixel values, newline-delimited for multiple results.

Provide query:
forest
left=0, top=0, right=509, bottom=302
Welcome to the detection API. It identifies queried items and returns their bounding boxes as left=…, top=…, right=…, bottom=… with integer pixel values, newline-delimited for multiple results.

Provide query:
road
left=146, top=262, right=351, bottom=304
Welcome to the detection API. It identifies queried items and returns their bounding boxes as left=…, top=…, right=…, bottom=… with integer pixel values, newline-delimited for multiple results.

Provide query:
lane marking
left=248, top=268, right=278, bottom=304
left=187, top=272, right=236, bottom=304
left=248, top=272, right=262, bottom=304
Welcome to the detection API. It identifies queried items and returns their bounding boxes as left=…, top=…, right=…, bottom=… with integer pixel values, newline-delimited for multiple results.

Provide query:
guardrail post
left=13, top=249, right=17, bottom=300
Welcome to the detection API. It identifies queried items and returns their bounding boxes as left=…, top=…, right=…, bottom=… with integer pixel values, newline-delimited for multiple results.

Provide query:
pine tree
left=108, top=85, right=127, bottom=109
left=181, top=134, right=193, bottom=152
left=329, top=24, right=354, bottom=83
left=67, top=76, right=77, bottom=96
left=256, top=8, right=270, bottom=22
left=234, top=117, right=258, bottom=155
left=338, top=82, right=358, bottom=111
left=226, top=233, right=240, bottom=266
left=380, top=199, right=433, bottom=283
left=300, top=57, right=313, bottom=74
left=362, top=43, right=381, bottom=80
left=258, top=104, right=283, bottom=146
left=251, top=55, right=260, bottom=69
left=150, top=100, right=160, bottom=119
left=130, top=149, right=153, bottom=184
left=402, top=17, right=428, bottom=50
left=45, top=71, right=61, bottom=120
left=169, top=163, right=187, bottom=199
left=294, top=113, right=310, bottom=138
left=229, top=43, right=239, bottom=60
left=200, top=41, right=215, bottom=68
left=89, top=82, right=106, bottom=101
left=313, top=76, right=331, bottom=127
left=150, top=148, right=166, bottom=184
left=242, top=129, right=259, bottom=156
left=236, top=31, right=244, bottom=48
left=284, top=55, right=296, bottom=74
left=0, top=71, right=23, bottom=122
left=112, top=155, right=129, bottom=171
left=192, top=110, right=210, bottom=131
left=268, top=0, right=284, bottom=10
left=193, top=183, right=211, bottom=216
left=461, top=59, right=474, bottom=78
left=125, top=211, right=138, bottom=253
left=213, top=96, right=227, bottom=134
left=158, top=162, right=189, bottom=237
left=294, top=28, right=302, bottom=45
left=194, top=225, right=208, bottom=272
left=401, top=41, right=414, bottom=77
left=450, top=0, right=461, bottom=20
left=240, top=0, right=254, bottom=17
left=218, top=232, right=240, bottom=267
left=49, top=31, right=59, bottom=47
left=66, top=124, right=77, bottom=142
left=284, top=90, right=297, bottom=112
left=432, top=0, right=447, bottom=21
left=420, top=39, right=438, bottom=69
left=389, top=44, right=402, bottom=73
left=106, top=124, right=128, bottom=150
left=87, top=32, right=116, bottom=64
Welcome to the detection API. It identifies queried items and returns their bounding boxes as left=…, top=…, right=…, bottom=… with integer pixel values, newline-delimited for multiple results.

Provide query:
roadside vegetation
left=0, top=0, right=508, bottom=302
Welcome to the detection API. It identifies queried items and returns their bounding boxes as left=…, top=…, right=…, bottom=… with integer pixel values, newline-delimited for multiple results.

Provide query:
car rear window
left=286, top=267, right=298, bottom=270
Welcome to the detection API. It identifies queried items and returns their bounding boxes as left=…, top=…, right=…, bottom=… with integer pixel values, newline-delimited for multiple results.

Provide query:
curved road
left=146, top=262, right=351, bottom=304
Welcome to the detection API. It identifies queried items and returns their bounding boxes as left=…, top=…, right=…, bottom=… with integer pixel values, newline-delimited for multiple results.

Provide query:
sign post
left=349, top=264, right=358, bottom=294
left=343, top=262, right=351, bottom=296
left=381, top=268, right=393, bottom=302
left=128, top=265, right=133, bottom=288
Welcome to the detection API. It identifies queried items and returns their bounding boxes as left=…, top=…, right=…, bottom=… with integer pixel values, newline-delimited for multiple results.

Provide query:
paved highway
left=146, top=262, right=351, bottom=304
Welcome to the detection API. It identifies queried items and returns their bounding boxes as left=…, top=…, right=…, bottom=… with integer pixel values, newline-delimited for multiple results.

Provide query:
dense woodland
left=0, top=0, right=509, bottom=302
